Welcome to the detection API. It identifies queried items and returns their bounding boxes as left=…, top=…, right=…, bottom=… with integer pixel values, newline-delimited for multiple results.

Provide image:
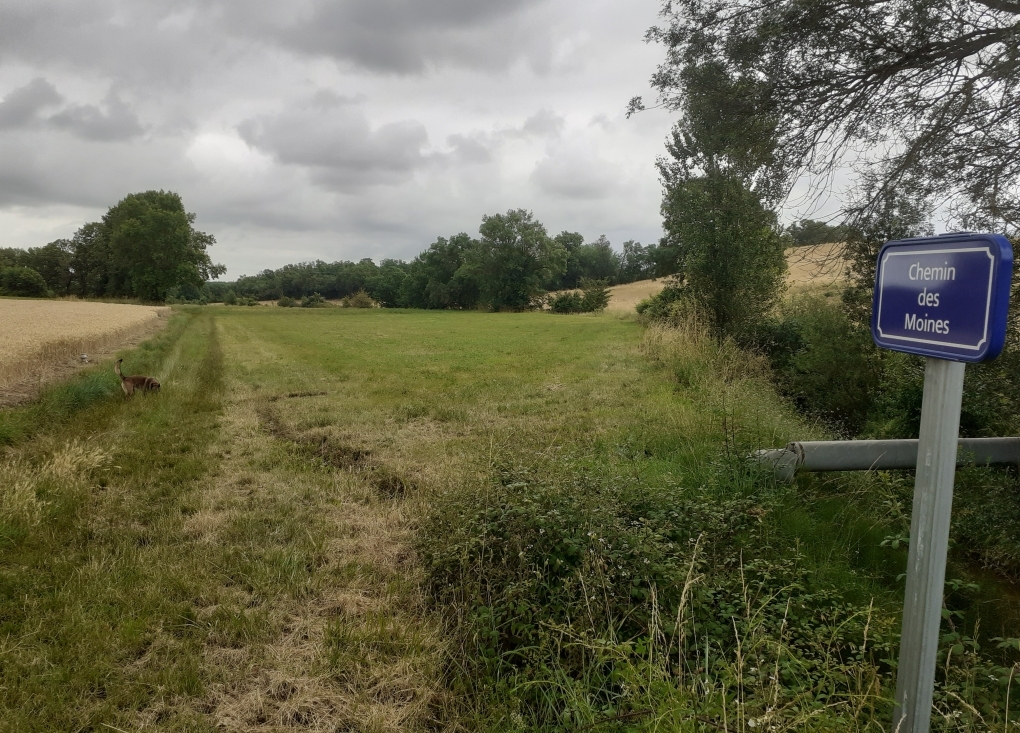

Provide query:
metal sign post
left=893, top=357, right=965, bottom=732
left=870, top=233, right=1012, bottom=733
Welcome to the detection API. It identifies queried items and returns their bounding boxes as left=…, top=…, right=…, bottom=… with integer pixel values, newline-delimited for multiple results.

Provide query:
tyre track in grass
left=193, top=313, right=443, bottom=731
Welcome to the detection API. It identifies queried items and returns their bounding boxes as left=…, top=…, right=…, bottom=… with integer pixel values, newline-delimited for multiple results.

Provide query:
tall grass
left=420, top=307, right=1020, bottom=731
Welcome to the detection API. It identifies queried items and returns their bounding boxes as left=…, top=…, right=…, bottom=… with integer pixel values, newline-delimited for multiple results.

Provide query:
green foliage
left=651, top=60, right=788, bottom=338
left=365, top=260, right=408, bottom=307
left=650, top=171, right=788, bottom=337
left=471, top=209, right=566, bottom=311
left=761, top=292, right=883, bottom=436
left=547, top=290, right=584, bottom=313
left=68, top=222, right=112, bottom=297
left=547, top=279, right=611, bottom=315
left=642, top=0, right=1020, bottom=229
left=0, top=266, right=51, bottom=297
left=223, top=289, right=237, bottom=305
left=343, top=289, right=376, bottom=308
left=102, top=190, right=225, bottom=301
left=300, top=292, right=327, bottom=308
left=401, top=233, right=480, bottom=309
left=0, top=192, right=225, bottom=302
left=580, top=278, right=610, bottom=313
left=787, top=219, right=847, bottom=247
left=277, top=295, right=297, bottom=307
left=16, top=240, right=74, bottom=295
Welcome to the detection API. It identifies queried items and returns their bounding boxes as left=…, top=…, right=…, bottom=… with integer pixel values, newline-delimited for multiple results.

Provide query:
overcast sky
left=1, top=0, right=829, bottom=279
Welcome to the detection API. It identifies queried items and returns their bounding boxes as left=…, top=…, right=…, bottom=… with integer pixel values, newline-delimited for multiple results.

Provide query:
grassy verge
left=419, top=315, right=1020, bottom=731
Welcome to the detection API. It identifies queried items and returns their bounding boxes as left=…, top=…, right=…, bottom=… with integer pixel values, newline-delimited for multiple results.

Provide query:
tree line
left=0, top=190, right=223, bottom=301
left=212, top=210, right=677, bottom=309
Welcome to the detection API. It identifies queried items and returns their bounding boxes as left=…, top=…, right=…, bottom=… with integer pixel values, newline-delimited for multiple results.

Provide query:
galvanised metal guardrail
left=754, top=437, right=1020, bottom=482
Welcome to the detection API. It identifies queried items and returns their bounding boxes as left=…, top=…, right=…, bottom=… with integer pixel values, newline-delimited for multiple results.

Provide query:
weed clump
left=343, top=290, right=376, bottom=308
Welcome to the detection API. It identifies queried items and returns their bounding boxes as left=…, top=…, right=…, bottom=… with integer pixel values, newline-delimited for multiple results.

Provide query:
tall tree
left=20, top=240, right=74, bottom=295
left=660, top=171, right=788, bottom=335
left=69, top=222, right=112, bottom=297
left=103, top=191, right=225, bottom=301
left=636, top=0, right=1020, bottom=232
left=650, top=56, right=788, bottom=336
left=402, top=233, right=480, bottom=309
left=573, top=235, right=621, bottom=285
left=472, top=210, right=566, bottom=311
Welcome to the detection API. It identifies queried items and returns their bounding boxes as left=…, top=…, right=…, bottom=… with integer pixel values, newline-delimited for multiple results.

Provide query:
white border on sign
left=876, top=247, right=994, bottom=351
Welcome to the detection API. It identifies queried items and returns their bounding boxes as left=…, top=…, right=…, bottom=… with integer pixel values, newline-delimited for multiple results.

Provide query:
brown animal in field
left=115, top=359, right=160, bottom=397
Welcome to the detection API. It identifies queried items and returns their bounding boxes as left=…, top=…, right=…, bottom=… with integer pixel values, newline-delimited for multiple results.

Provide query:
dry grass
left=605, top=244, right=848, bottom=315
left=606, top=279, right=665, bottom=313
left=786, top=242, right=847, bottom=288
left=0, top=298, right=169, bottom=390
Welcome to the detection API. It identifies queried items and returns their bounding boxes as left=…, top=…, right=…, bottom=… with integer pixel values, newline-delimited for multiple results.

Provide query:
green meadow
left=1, top=306, right=1017, bottom=731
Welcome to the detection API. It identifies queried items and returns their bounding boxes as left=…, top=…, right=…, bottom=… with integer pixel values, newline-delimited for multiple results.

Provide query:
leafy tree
left=787, top=219, right=847, bottom=247
left=402, top=234, right=480, bottom=309
left=0, top=266, right=50, bottom=297
left=471, top=209, right=566, bottom=311
left=647, top=55, right=788, bottom=336
left=580, top=278, right=611, bottom=312
left=366, top=259, right=409, bottom=307
left=103, top=190, right=225, bottom=301
left=619, top=240, right=658, bottom=282
left=575, top=236, right=620, bottom=284
left=19, top=240, right=74, bottom=295
left=637, top=0, right=1020, bottom=232
left=68, top=222, right=112, bottom=297
left=660, top=172, right=787, bottom=335
left=553, top=231, right=586, bottom=289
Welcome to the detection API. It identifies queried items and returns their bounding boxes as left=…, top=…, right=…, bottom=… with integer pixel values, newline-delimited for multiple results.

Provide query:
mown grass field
left=1, top=306, right=1017, bottom=731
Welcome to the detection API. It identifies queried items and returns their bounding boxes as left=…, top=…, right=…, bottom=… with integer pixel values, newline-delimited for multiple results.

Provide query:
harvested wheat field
left=605, top=244, right=848, bottom=314
left=606, top=278, right=665, bottom=312
left=0, top=298, right=169, bottom=397
left=786, top=241, right=847, bottom=287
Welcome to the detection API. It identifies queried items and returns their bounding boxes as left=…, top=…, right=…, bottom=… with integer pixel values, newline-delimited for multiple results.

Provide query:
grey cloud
left=446, top=133, right=493, bottom=164
left=0, top=78, right=143, bottom=140
left=531, top=144, right=618, bottom=200
left=238, top=94, right=430, bottom=190
left=0, top=78, right=62, bottom=129
left=0, top=0, right=556, bottom=83
left=521, top=109, right=564, bottom=137
left=269, top=0, right=549, bottom=73
left=49, top=94, right=145, bottom=141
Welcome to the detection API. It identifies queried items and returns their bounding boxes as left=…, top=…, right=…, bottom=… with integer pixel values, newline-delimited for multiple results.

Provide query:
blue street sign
left=872, top=233, right=1013, bottom=362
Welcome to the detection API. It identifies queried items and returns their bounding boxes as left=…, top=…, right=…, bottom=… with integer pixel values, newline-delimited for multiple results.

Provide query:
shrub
left=300, top=292, right=327, bottom=308
left=343, top=290, right=375, bottom=308
left=277, top=296, right=297, bottom=307
left=579, top=277, right=610, bottom=312
left=635, top=279, right=687, bottom=320
left=223, top=289, right=237, bottom=305
left=0, top=266, right=51, bottom=298
left=548, top=280, right=612, bottom=315
left=548, top=291, right=584, bottom=313
left=767, top=291, right=883, bottom=436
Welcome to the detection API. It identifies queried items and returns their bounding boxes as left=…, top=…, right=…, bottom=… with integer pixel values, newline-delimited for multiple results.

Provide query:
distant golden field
left=0, top=299, right=169, bottom=389
left=605, top=244, right=846, bottom=314
left=606, top=279, right=665, bottom=312
left=786, top=242, right=847, bottom=287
